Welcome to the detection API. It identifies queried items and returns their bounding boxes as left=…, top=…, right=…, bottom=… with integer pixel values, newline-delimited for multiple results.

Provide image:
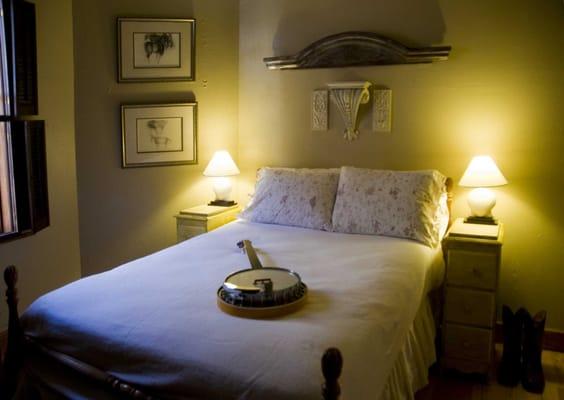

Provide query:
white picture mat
left=123, top=104, right=195, bottom=166
left=119, top=19, right=194, bottom=81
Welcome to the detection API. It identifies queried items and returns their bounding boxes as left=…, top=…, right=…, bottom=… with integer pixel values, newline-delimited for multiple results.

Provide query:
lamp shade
left=203, top=150, right=240, bottom=177
left=459, top=155, right=507, bottom=187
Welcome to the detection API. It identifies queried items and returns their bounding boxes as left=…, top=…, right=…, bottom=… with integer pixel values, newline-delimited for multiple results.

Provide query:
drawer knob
left=463, top=304, right=472, bottom=313
left=472, top=267, right=482, bottom=277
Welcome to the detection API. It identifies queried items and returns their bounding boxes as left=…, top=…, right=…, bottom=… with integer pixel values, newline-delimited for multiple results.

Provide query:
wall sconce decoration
left=373, top=89, right=392, bottom=133
left=264, top=31, right=451, bottom=70
left=328, top=81, right=372, bottom=141
left=312, top=90, right=329, bottom=131
left=459, top=155, right=508, bottom=225
left=203, top=150, right=240, bottom=206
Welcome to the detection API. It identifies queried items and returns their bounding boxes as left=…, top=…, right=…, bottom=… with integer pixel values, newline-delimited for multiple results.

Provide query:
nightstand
left=175, top=204, right=240, bottom=243
left=441, top=218, right=504, bottom=376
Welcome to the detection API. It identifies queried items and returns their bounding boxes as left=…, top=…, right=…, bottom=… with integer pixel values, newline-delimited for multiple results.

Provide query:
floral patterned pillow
left=331, top=167, right=447, bottom=247
left=239, top=168, right=340, bottom=230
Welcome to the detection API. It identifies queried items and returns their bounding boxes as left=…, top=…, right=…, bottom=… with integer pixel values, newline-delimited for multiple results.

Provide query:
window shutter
left=10, top=120, right=48, bottom=234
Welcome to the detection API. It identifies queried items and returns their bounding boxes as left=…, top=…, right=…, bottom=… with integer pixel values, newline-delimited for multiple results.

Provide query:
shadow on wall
left=271, top=0, right=446, bottom=56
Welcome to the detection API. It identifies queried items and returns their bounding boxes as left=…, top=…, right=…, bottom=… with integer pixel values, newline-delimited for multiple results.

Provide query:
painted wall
left=0, top=0, right=81, bottom=328
left=238, top=0, right=564, bottom=330
left=73, top=0, right=239, bottom=275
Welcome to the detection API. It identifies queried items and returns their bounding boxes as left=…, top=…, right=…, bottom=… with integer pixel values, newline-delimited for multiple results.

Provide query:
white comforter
left=22, top=220, right=443, bottom=400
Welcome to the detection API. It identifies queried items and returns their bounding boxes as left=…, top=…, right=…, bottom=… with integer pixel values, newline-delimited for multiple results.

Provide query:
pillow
left=239, top=167, right=340, bottom=231
left=331, top=167, right=447, bottom=247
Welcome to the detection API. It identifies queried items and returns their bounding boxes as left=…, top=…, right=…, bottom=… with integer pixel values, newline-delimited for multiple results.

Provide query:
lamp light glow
left=459, top=155, right=507, bottom=223
left=203, top=150, right=240, bottom=206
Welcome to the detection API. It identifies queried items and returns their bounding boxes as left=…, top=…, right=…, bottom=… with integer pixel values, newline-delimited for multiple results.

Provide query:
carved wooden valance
left=264, top=31, right=450, bottom=70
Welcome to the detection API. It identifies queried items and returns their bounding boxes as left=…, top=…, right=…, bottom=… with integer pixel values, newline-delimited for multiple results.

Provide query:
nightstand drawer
left=177, top=225, right=206, bottom=241
left=445, top=287, right=495, bottom=327
left=444, top=324, right=493, bottom=362
left=175, top=205, right=240, bottom=243
left=447, top=250, right=497, bottom=290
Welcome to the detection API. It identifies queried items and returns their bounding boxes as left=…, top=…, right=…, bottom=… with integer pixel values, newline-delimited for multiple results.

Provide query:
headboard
left=445, top=177, right=454, bottom=228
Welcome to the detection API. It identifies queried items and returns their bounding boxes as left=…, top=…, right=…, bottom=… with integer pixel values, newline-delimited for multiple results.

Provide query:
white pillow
left=331, top=167, right=447, bottom=247
left=239, top=167, right=340, bottom=230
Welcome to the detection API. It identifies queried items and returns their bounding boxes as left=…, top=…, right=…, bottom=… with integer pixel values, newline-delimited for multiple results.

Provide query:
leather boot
left=521, top=309, right=546, bottom=394
left=497, top=305, right=523, bottom=386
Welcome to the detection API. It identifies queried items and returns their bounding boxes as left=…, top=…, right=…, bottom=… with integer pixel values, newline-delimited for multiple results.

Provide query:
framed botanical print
left=121, top=103, right=197, bottom=167
left=117, top=18, right=195, bottom=82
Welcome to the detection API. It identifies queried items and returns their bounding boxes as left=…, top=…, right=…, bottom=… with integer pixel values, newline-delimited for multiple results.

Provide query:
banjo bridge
left=253, top=278, right=273, bottom=294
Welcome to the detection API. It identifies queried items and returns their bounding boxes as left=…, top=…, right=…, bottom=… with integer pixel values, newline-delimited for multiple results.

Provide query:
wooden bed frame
left=0, top=178, right=453, bottom=399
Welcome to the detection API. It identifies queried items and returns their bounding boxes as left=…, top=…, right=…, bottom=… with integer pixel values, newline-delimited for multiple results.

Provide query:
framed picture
left=117, top=18, right=195, bottom=82
left=121, top=103, right=197, bottom=168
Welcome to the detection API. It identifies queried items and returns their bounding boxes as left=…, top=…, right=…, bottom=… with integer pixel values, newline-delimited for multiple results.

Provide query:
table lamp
left=459, top=155, right=507, bottom=225
left=203, top=150, right=240, bottom=206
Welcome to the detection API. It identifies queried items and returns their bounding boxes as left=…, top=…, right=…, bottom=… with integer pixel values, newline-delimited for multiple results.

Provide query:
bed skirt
left=380, top=296, right=436, bottom=400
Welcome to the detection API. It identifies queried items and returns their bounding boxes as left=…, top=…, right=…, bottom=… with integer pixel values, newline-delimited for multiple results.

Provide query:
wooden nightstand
left=175, top=204, right=240, bottom=243
left=441, top=218, right=504, bottom=376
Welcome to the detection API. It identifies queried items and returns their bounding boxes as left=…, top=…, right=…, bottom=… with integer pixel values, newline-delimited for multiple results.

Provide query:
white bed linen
left=22, top=220, right=443, bottom=400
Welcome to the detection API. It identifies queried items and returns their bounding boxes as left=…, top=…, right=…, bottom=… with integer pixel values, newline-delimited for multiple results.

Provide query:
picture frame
left=121, top=103, right=197, bottom=168
left=117, top=18, right=195, bottom=82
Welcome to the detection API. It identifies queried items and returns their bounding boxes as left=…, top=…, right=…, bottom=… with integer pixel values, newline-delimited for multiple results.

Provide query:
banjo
left=217, top=240, right=308, bottom=318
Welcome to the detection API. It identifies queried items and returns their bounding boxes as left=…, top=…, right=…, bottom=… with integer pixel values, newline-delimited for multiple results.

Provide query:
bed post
left=321, top=347, right=342, bottom=400
left=1, top=266, right=24, bottom=398
left=445, top=177, right=454, bottom=228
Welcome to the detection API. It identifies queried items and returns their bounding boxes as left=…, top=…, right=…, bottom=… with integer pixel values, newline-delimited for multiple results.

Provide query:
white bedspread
left=22, top=220, right=443, bottom=400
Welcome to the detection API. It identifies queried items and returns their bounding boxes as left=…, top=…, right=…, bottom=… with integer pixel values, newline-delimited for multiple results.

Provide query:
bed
left=1, top=167, right=452, bottom=400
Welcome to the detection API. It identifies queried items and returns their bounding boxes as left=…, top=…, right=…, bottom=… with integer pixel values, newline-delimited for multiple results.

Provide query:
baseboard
left=495, top=322, right=564, bottom=352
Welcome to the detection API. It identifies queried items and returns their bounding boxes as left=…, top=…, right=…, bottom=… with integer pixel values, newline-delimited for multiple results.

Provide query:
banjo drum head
left=225, top=267, right=299, bottom=291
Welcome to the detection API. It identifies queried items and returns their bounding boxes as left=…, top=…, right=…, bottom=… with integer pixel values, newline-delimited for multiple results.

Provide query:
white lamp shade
left=459, top=155, right=508, bottom=187
left=203, top=150, right=240, bottom=177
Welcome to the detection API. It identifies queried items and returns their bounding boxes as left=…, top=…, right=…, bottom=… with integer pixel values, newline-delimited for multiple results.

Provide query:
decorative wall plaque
left=373, top=89, right=392, bottom=133
left=312, top=90, right=329, bottom=131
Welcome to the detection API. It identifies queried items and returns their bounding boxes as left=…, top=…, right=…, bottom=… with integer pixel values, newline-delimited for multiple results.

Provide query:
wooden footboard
left=1, top=266, right=23, bottom=398
left=0, top=266, right=343, bottom=400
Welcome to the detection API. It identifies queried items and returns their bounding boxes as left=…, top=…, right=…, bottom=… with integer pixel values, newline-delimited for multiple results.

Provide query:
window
left=0, top=0, right=48, bottom=243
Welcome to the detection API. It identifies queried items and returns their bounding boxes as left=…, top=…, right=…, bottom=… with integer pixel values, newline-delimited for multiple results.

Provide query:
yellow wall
left=238, top=0, right=564, bottom=330
left=0, top=0, right=81, bottom=328
left=5, top=0, right=561, bottom=333
left=72, top=0, right=239, bottom=275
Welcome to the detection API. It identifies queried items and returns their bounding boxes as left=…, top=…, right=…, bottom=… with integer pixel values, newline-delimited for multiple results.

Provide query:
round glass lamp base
left=467, top=187, right=496, bottom=217
left=212, top=177, right=232, bottom=201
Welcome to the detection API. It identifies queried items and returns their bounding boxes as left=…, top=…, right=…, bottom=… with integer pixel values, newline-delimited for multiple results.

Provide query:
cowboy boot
left=497, top=305, right=523, bottom=386
left=522, top=309, right=546, bottom=394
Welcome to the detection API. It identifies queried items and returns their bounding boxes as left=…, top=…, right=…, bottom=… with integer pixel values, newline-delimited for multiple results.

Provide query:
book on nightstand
left=448, top=218, right=500, bottom=239
left=179, top=204, right=239, bottom=217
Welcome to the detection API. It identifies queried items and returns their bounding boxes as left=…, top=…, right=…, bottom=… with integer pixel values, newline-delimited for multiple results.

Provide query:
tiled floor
left=415, top=346, right=564, bottom=400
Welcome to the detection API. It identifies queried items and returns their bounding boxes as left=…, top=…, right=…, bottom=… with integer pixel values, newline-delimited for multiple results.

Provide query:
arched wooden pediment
left=264, top=31, right=450, bottom=70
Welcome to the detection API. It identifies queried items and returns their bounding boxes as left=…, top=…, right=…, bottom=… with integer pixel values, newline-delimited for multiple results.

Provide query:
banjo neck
left=239, top=240, right=264, bottom=270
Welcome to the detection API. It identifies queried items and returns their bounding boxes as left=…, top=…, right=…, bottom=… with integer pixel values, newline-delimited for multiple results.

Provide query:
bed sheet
left=22, top=220, right=443, bottom=399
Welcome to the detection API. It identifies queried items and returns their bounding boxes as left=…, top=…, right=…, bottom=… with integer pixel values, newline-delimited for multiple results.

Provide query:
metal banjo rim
left=217, top=283, right=308, bottom=318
